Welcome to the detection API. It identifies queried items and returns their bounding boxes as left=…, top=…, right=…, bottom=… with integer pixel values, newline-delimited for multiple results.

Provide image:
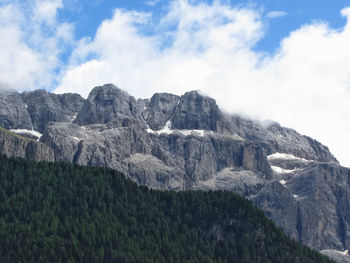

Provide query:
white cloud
left=144, top=0, right=161, bottom=7
left=33, top=0, right=63, bottom=25
left=266, top=11, right=287, bottom=19
left=56, top=0, right=263, bottom=97
left=0, top=0, right=72, bottom=91
left=54, top=1, right=350, bottom=167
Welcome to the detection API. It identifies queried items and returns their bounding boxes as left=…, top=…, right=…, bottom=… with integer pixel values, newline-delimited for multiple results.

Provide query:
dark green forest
left=0, top=154, right=333, bottom=262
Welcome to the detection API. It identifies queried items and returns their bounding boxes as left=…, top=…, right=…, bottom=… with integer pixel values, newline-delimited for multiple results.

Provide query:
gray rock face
left=286, top=162, right=350, bottom=250
left=0, top=126, right=54, bottom=162
left=201, top=152, right=350, bottom=253
left=74, top=84, right=140, bottom=127
left=1, top=83, right=348, bottom=256
left=229, top=115, right=338, bottom=163
left=171, top=91, right=230, bottom=133
left=145, top=93, right=180, bottom=130
left=41, top=122, right=271, bottom=190
left=0, top=89, right=33, bottom=130
left=23, top=90, right=85, bottom=133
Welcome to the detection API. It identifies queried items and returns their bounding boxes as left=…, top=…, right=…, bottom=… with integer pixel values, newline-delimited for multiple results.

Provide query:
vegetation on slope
left=0, top=126, right=30, bottom=141
left=0, top=154, right=333, bottom=263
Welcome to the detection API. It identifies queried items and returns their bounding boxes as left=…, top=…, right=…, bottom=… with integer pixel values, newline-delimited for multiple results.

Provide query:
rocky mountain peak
left=171, top=90, right=230, bottom=133
left=22, top=89, right=85, bottom=133
left=0, top=89, right=33, bottom=130
left=74, top=84, right=139, bottom=126
left=145, top=92, right=180, bottom=130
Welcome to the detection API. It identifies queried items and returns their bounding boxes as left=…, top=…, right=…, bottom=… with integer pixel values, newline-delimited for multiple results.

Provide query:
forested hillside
left=0, top=154, right=333, bottom=262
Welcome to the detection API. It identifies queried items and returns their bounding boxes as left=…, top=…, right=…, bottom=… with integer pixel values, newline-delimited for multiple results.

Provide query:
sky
left=1, top=0, right=350, bottom=166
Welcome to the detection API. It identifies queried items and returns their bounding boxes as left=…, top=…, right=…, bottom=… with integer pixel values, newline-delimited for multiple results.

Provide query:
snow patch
left=160, top=120, right=172, bottom=134
left=280, top=179, right=287, bottom=185
left=177, top=129, right=206, bottom=136
left=10, top=129, right=42, bottom=140
left=271, top=166, right=297, bottom=174
left=146, top=120, right=208, bottom=137
left=292, top=194, right=306, bottom=201
left=71, top=136, right=80, bottom=141
left=322, top=249, right=350, bottom=256
left=24, top=103, right=28, bottom=109
left=324, top=249, right=349, bottom=254
left=70, top=112, right=78, bottom=122
left=267, top=152, right=311, bottom=162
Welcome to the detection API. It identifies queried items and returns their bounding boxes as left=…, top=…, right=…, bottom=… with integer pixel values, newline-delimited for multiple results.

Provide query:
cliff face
left=0, top=89, right=33, bottom=130
left=22, top=89, right=85, bottom=133
left=0, top=84, right=349, bottom=255
left=0, top=127, right=54, bottom=162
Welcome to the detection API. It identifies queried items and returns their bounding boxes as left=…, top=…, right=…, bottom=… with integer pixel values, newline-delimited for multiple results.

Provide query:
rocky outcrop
left=0, top=126, right=54, bottom=162
left=200, top=151, right=350, bottom=253
left=145, top=93, right=180, bottom=130
left=229, top=115, right=338, bottom=163
left=23, top=89, right=85, bottom=133
left=171, top=91, right=230, bottom=133
left=0, top=89, right=33, bottom=130
left=286, top=162, right=350, bottom=250
left=74, top=84, right=141, bottom=127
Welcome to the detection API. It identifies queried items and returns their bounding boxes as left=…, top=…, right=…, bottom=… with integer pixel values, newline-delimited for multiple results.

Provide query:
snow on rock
left=145, top=119, right=245, bottom=140
left=146, top=120, right=209, bottom=137
left=267, top=152, right=311, bottom=162
left=70, top=112, right=78, bottom=122
left=292, top=194, right=306, bottom=201
left=322, top=249, right=349, bottom=255
left=10, top=129, right=42, bottom=140
left=280, top=179, right=287, bottom=185
left=177, top=129, right=206, bottom=136
left=321, top=249, right=350, bottom=262
left=159, top=120, right=172, bottom=134
left=271, top=166, right=298, bottom=174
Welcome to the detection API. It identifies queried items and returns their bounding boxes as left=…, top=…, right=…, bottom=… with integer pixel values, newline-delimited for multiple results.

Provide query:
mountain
left=0, top=154, right=333, bottom=262
left=0, top=84, right=349, bottom=259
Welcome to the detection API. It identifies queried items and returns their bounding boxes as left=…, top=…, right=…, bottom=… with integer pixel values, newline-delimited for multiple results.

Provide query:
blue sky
left=57, top=0, right=350, bottom=53
left=1, top=0, right=350, bottom=166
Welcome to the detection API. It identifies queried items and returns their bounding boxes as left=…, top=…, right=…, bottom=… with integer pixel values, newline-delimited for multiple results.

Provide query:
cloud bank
left=2, top=0, right=350, bottom=167
left=0, top=0, right=73, bottom=91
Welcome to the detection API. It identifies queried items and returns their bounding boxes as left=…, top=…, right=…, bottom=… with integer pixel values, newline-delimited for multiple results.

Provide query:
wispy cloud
left=144, top=0, right=161, bottom=7
left=266, top=11, right=287, bottom=19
